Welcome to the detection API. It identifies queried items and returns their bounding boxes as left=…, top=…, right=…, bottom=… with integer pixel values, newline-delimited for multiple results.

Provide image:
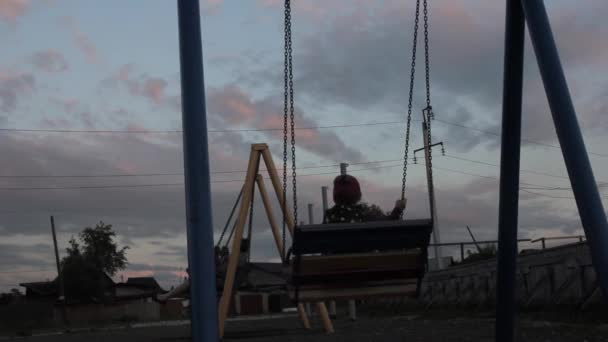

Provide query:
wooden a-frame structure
left=218, top=143, right=334, bottom=337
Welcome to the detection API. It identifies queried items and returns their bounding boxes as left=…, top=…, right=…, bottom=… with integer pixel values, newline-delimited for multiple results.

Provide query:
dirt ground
left=4, top=310, right=607, bottom=341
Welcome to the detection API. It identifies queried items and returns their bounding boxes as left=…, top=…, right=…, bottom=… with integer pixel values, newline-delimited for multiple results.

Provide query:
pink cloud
left=125, top=122, right=148, bottom=132
left=207, top=85, right=256, bottom=125
left=29, top=49, right=68, bottom=72
left=201, top=0, right=223, bottom=15
left=109, top=65, right=171, bottom=106
left=207, top=85, right=364, bottom=163
left=61, top=17, right=100, bottom=64
left=117, top=64, right=133, bottom=82
left=142, top=78, right=168, bottom=105
left=0, top=0, right=29, bottom=23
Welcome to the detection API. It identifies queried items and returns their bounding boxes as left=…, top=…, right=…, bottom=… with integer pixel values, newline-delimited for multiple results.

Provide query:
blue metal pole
left=177, top=1, right=218, bottom=341
left=521, top=0, right=608, bottom=300
left=496, top=0, right=525, bottom=341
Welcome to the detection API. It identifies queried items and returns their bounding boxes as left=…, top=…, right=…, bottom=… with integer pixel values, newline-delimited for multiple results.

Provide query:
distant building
left=114, top=277, right=166, bottom=301
left=231, top=262, right=290, bottom=315
left=20, top=280, right=58, bottom=300
left=20, top=275, right=165, bottom=303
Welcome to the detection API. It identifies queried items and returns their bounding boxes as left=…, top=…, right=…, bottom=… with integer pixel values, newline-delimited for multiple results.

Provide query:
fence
left=429, top=235, right=585, bottom=263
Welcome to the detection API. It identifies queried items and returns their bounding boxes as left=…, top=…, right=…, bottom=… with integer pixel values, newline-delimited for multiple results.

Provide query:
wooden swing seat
left=291, top=219, right=432, bottom=301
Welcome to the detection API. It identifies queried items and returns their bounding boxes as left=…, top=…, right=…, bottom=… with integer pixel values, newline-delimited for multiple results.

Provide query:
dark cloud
left=0, top=243, right=56, bottom=291
left=127, top=263, right=182, bottom=273
left=0, top=72, right=35, bottom=112
left=155, top=245, right=187, bottom=258
left=29, top=50, right=68, bottom=73
left=0, top=243, right=54, bottom=270
left=246, top=0, right=608, bottom=152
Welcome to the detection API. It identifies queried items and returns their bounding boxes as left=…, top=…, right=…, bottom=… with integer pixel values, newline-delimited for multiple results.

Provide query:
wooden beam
left=255, top=174, right=285, bottom=261
left=257, top=145, right=334, bottom=333
left=218, top=147, right=261, bottom=338
left=316, top=302, right=335, bottom=334
left=297, top=303, right=311, bottom=330
left=260, top=146, right=296, bottom=236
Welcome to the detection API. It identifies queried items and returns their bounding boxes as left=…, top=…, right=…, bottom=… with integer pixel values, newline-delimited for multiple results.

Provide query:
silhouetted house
left=20, top=280, right=58, bottom=300
left=232, top=262, right=290, bottom=315
left=20, top=273, right=115, bottom=303
left=114, top=277, right=166, bottom=301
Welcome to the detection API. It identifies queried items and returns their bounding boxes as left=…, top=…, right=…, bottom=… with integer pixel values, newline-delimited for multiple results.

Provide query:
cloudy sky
left=1, top=0, right=607, bottom=292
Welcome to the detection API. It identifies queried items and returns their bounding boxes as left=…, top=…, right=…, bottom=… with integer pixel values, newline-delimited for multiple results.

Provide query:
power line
left=0, top=163, right=406, bottom=191
left=0, top=121, right=406, bottom=134
left=443, top=155, right=570, bottom=180
left=0, top=151, right=584, bottom=183
left=0, top=156, right=586, bottom=192
left=434, top=118, right=608, bottom=158
left=0, top=159, right=403, bottom=179
left=520, top=189, right=576, bottom=199
left=2, top=116, right=606, bottom=157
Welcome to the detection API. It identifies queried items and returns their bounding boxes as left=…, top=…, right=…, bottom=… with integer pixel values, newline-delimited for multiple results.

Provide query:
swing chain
left=424, top=0, right=432, bottom=111
left=401, top=0, right=421, bottom=203
left=282, top=0, right=291, bottom=261
left=288, top=0, right=298, bottom=231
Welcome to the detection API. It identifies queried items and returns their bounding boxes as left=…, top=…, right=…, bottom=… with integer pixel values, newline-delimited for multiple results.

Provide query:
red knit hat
left=333, top=175, right=362, bottom=205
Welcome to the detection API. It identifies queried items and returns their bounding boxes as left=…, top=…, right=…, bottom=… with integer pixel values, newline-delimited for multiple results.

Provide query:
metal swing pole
left=495, top=0, right=525, bottom=341
left=177, top=1, right=218, bottom=341
left=521, top=0, right=608, bottom=298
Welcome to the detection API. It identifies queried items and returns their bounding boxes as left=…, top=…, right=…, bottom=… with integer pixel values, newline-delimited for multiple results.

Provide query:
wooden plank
left=255, top=175, right=285, bottom=260
left=294, top=278, right=417, bottom=290
left=261, top=147, right=296, bottom=236
left=298, top=251, right=422, bottom=275
left=294, top=270, right=421, bottom=287
left=218, top=147, right=261, bottom=338
left=293, top=221, right=432, bottom=255
left=295, top=283, right=419, bottom=301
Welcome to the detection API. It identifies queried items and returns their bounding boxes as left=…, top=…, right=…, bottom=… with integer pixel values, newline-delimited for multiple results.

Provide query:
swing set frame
left=176, top=1, right=608, bottom=341
left=216, top=144, right=334, bottom=337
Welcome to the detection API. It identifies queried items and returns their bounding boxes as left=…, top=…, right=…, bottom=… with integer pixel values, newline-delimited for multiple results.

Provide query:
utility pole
left=414, top=119, right=445, bottom=270
left=50, top=216, right=68, bottom=326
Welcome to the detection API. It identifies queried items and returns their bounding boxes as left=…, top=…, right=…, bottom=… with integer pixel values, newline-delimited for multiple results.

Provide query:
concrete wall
left=420, top=242, right=604, bottom=310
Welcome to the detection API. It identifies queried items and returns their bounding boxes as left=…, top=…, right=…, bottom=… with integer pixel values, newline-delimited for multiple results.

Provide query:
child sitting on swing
left=323, top=174, right=407, bottom=224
